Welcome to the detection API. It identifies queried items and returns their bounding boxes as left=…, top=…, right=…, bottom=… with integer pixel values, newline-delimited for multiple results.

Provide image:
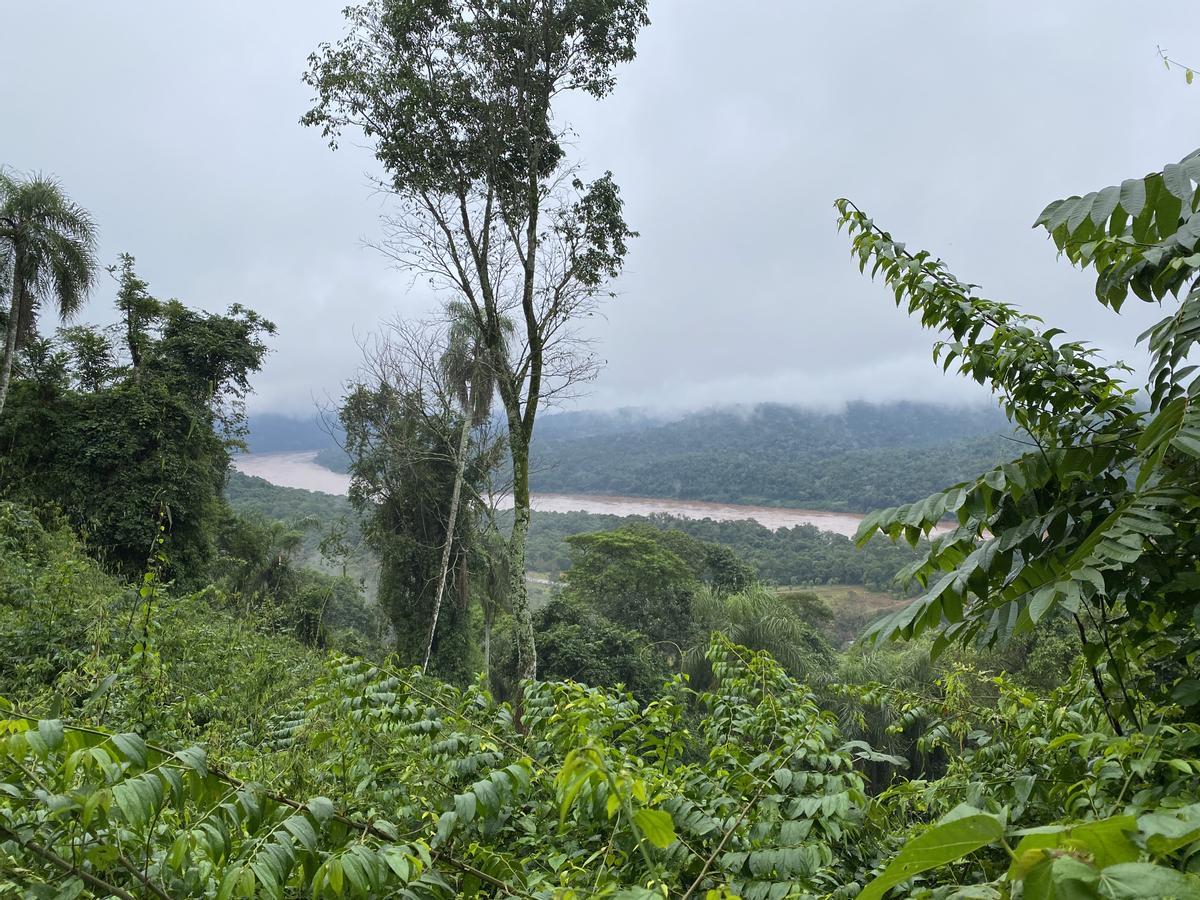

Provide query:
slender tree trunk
left=483, top=599, right=493, bottom=678
left=0, top=274, right=24, bottom=419
left=458, top=550, right=469, bottom=609
left=422, top=415, right=473, bottom=674
left=507, top=430, right=537, bottom=682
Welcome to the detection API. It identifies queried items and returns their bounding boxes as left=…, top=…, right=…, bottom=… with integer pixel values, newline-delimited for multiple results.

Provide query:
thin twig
left=0, top=826, right=140, bottom=900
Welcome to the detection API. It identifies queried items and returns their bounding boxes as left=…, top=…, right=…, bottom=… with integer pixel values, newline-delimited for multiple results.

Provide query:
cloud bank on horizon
left=3, top=2, right=1197, bottom=415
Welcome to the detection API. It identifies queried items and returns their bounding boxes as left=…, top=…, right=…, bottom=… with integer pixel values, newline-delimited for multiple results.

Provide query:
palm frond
left=441, top=300, right=512, bottom=424
left=0, top=170, right=98, bottom=348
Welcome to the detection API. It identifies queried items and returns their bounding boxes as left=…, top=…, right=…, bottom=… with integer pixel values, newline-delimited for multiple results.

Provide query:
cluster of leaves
left=515, top=526, right=839, bottom=699
left=1, top=636, right=877, bottom=899
left=0, top=257, right=273, bottom=580
left=223, top=471, right=379, bottom=602
left=209, top=506, right=387, bottom=653
left=834, top=664, right=1200, bottom=897
left=518, top=594, right=673, bottom=700
left=841, top=147, right=1200, bottom=728
left=338, top=377, right=507, bottom=683
left=0, top=500, right=325, bottom=749
left=0, top=709, right=435, bottom=899
left=827, top=145, right=1200, bottom=895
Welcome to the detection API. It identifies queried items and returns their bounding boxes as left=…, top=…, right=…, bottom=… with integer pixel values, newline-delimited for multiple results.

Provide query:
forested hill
left=528, top=401, right=1014, bottom=512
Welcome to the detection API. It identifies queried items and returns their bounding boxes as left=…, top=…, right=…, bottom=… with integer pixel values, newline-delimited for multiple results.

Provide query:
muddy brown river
left=233, top=450, right=889, bottom=537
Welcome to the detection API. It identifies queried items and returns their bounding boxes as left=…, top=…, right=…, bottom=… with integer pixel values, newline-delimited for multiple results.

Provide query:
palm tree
left=0, top=171, right=98, bottom=417
left=683, top=584, right=834, bottom=688
left=421, top=302, right=510, bottom=673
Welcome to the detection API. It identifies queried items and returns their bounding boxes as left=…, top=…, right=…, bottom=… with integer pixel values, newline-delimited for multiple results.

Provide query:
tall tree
left=563, top=529, right=698, bottom=650
left=303, top=0, right=648, bottom=682
left=0, top=259, right=273, bottom=578
left=340, top=315, right=504, bottom=680
left=422, top=302, right=508, bottom=672
left=0, top=171, right=98, bottom=417
left=110, top=253, right=159, bottom=380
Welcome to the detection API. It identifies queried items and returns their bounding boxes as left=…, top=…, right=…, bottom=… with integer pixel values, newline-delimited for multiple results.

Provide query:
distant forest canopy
left=528, top=401, right=1014, bottom=511
left=225, top=469, right=919, bottom=593
left=267, top=400, right=1015, bottom=512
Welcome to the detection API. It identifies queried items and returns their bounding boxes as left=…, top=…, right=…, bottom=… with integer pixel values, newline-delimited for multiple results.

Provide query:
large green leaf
left=1139, top=804, right=1200, bottom=856
left=632, top=808, right=675, bottom=849
left=1009, top=816, right=1138, bottom=879
left=1096, top=862, right=1200, bottom=899
left=1023, top=855, right=1100, bottom=900
left=858, top=809, right=1004, bottom=900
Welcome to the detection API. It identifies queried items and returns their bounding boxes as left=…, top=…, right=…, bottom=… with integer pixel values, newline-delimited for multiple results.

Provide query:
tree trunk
left=0, top=274, right=24, bottom=419
left=457, top=550, right=469, bottom=610
left=507, top=431, right=537, bottom=682
left=422, top=415, right=473, bottom=674
left=483, top=600, right=493, bottom=679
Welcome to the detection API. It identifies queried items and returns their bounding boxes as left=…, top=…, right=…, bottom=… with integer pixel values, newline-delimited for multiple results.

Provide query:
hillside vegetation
left=313, top=401, right=1013, bottom=513
left=225, top=470, right=921, bottom=594
left=528, top=402, right=1012, bottom=511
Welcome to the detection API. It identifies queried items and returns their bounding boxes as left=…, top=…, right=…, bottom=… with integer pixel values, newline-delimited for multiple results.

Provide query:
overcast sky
left=4, top=2, right=1198, bottom=415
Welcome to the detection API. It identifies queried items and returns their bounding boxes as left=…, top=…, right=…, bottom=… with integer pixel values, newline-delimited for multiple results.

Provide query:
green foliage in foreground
left=2, top=490, right=1198, bottom=898
left=3, top=629, right=1199, bottom=898
left=0, top=502, right=322, bottom=749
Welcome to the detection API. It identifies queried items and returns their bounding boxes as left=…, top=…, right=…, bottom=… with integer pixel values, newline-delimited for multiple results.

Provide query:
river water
left=233, top=450, right=878, bottom=537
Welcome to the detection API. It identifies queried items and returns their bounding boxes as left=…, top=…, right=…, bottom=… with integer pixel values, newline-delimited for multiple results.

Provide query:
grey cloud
left=4, top=1, right=1196, bottom=415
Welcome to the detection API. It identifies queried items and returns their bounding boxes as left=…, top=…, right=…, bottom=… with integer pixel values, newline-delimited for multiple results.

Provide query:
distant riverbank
left=233, top=450, right=902, bottom=538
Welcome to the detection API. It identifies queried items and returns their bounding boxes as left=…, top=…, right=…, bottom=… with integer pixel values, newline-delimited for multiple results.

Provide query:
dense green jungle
left=311, top=403, right=1015, bottom=514
left=3, top=3, right=1200, bottom=899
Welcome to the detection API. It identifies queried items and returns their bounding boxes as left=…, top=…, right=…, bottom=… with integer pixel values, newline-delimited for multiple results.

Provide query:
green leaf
left=1096, top=862, right=1200, bottom=899
left=282, top=815, right=319, bottom=852
left=1121, top=179, right=1147, bottom=217
left=454, top=791, right=477, bottom=824
left=858, top=810, right=1005, bottom=900
left=1137, top=396, right=1186, bottom=453
left=632, top=808, right=676, bottom=848
left=381, top=847, right=411, bottom=882
left=307, top=796, right=334, bottom=825
left=1164, top=163, right=1194, bottom=203
left=38, top=719, right=64, bottom=752
left=1023, top=855, right=1099, bottom=900
left=328, top=858, right=344, bottom=895
left=435, top=810, right=457, bottom=845
left=111, top=732, right=148, bottom=768
left=1091, top=185, right=1122, bottom=227
left=1139, top=805, right=1200, bottom=856
left=1010, top=816, right=1138, bottom=878
left=174, top=746, right=208, bottom=777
